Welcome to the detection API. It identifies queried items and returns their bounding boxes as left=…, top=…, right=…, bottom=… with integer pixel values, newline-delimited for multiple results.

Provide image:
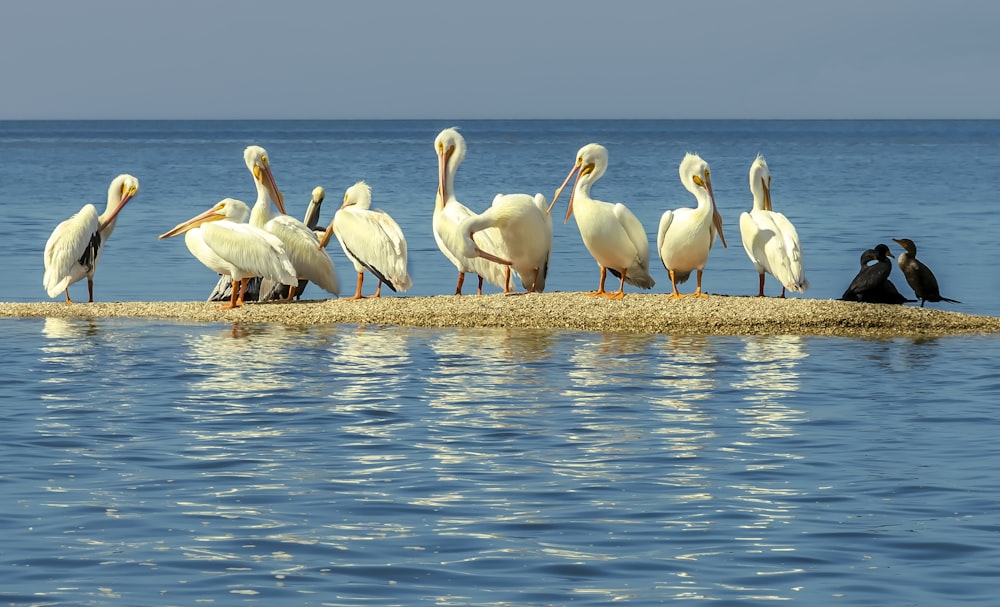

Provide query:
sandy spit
left=3, top=293, right=999, bottom=338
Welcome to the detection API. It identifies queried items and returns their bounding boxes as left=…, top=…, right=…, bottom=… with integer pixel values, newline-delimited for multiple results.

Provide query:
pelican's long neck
left=249, top=178, right=277, bottom=229
left=687, top=181, right=714, bottom=221
left=573, top=177, right=594, bottom=211
left=98, top=177, right=137, bottom=237
left=749, top=176, right=767, bottom=212
left=573, top=162, right=604, bottom=210
left=99, top=191, right=122, bottom=238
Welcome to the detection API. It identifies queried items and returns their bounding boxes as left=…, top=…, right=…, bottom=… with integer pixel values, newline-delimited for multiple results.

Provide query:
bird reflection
left=733, top=336, right=808, bottom=440
left=428, top=327, right=552, bottom=412
left=328, top=325, right=414, bottom=416
left=182, top=322, right=297, bottom=400
left=566, top=332, right=657, bottom=395
left=722, top=336, right=807, bottom=569
left=649, top=336, right=720, bottom=482
left=39, top=317, right=104, bottom=398
left=42, top=316, right=100, bottom=341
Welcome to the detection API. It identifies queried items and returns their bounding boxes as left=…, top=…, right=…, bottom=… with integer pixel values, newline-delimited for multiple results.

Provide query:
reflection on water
left=565, top=331, right=657, bottom=396
left=734, top=335, right=808, bottom=440
left=181, top=322, right=300, bottom=399
left=329, top=324, right=414, bottom=413
left=643, top=335, right=812, bottom=600
left=13, top=320, right=996, bottom=606
left=427, top=327, right=555, bottom=416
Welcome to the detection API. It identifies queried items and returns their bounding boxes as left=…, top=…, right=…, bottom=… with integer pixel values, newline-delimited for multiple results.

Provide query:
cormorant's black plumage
left=892, top=238, right=960, bottom=307
left=841, top=244, right=914, bottom=304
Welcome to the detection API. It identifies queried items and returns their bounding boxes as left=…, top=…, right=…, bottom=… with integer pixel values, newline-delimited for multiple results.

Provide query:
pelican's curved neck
left=98, top=191, right=123, bottom=237
left=249, top=180, right=275, bottom=228
left=574, top=166, right=602, bottom=206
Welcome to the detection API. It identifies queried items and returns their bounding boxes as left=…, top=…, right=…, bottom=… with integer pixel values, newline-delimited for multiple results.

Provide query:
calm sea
left=2, top=120, right=1000, bottom=606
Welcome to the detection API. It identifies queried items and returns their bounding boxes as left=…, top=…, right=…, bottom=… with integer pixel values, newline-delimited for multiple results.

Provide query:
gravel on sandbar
left=3, top=293, right=998, bottom=338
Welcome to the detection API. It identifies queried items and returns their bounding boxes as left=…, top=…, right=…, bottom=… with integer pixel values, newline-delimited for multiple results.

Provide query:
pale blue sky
left=1, top=0, right=997, bottom=119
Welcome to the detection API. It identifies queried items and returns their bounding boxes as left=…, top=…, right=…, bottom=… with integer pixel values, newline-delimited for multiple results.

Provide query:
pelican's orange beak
left=158, top=203, right=226, bottom=239
left=318, top=220, right=335, bottom=249
left=552, top=161, right=583, bottom=224
left=704, top=170, right=727, bottom=248
left=762, top=176, right=772, bottom=212
left=255, top=159, right=286, bottom=215
left=437, top=142, right=454, bottom=205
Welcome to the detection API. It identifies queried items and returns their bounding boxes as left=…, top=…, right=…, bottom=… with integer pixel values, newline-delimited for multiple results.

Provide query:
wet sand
left=3, top=293, right=998, bottom=338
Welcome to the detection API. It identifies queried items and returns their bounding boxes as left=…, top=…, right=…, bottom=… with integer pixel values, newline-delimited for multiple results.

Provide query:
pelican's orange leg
left=219, top=279, right=240, bottom=310
left=87, top=278, right=95, bottom=302
left=373, top=281, right=383, bottom=298
left=606, top=268, right=626, bottom=299
left=757, top=273, right=766, bottom=297
left=668, top=269, right=684, bottom=300
left=64, top=289, right=74, bottom=304
left=528, top=268, right=540, bottom=293
left=348, top=272, right=365, bottom=300
left=236, top=278, right=251, bottom=306
left=691, top=270, right=708, bottom=297
left=502, top=267, right=513, bottom=295
left=454, top=272, right=465, bottom=296
left=477, top=275, right=484, bottom=295
left=588, top=267, right=608, bottom=297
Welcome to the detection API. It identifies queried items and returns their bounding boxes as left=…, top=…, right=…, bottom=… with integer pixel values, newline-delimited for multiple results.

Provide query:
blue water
left=3, top=121, right=1000, bottom=606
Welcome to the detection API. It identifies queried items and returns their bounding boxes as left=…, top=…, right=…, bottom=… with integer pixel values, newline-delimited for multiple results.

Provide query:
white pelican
left=43, top=174, right=140, bottom=303
left=433, top=128, right=509, bottom=295
left=209, top=185, right=328, bottom=303
left=551, top=143, right=654, bottom=298
left=260, top=185, right=331, bottom=301
left=244, top=146, right=340, bottom=299
left=657, top=153, right=727, bottom=299
left=457, top=192, right=552, bottom=293
left=159, top=198, right=298, bottom=310
left=739, top=155, right=808, bottom=297
left=318, top=181, right=412, bottom=299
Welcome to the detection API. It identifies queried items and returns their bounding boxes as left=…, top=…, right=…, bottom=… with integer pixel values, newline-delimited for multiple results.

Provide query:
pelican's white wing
left=434, top=200, right=508, bottom=289
left=614, top=203, right=650, bottom=268
left=266, top=214, right=339, bottom=295
left=768, top=211, right=808, bottom=292
left=201, top=221, right=298, bottom=285
left=656, top=209, right=674, bottom=259
left=740, top=210, right=808, bottom=293
left=739, top=211, right=767, bottom=274
left=43, top=204, right=100, bottom=297
left=335, top=207, right=412, bottom=292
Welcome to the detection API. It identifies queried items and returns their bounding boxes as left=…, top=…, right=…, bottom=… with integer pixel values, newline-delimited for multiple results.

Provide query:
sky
left=1, top=0, right=998, bottom=120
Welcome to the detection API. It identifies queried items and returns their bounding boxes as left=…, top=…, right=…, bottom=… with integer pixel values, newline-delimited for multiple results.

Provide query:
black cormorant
left=892, top=238, right=960, bottom=307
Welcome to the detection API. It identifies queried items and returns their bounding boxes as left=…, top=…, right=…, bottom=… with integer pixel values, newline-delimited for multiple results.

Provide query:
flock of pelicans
left=41, top=128, right=960, bottom=310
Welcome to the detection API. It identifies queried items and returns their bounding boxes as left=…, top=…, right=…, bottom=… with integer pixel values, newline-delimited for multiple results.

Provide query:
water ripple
left=3, top=320, right=1000, bottom=604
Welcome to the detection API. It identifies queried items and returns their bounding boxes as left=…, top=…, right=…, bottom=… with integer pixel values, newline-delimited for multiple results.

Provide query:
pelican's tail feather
left=44, top=274, right=71, bottom=299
